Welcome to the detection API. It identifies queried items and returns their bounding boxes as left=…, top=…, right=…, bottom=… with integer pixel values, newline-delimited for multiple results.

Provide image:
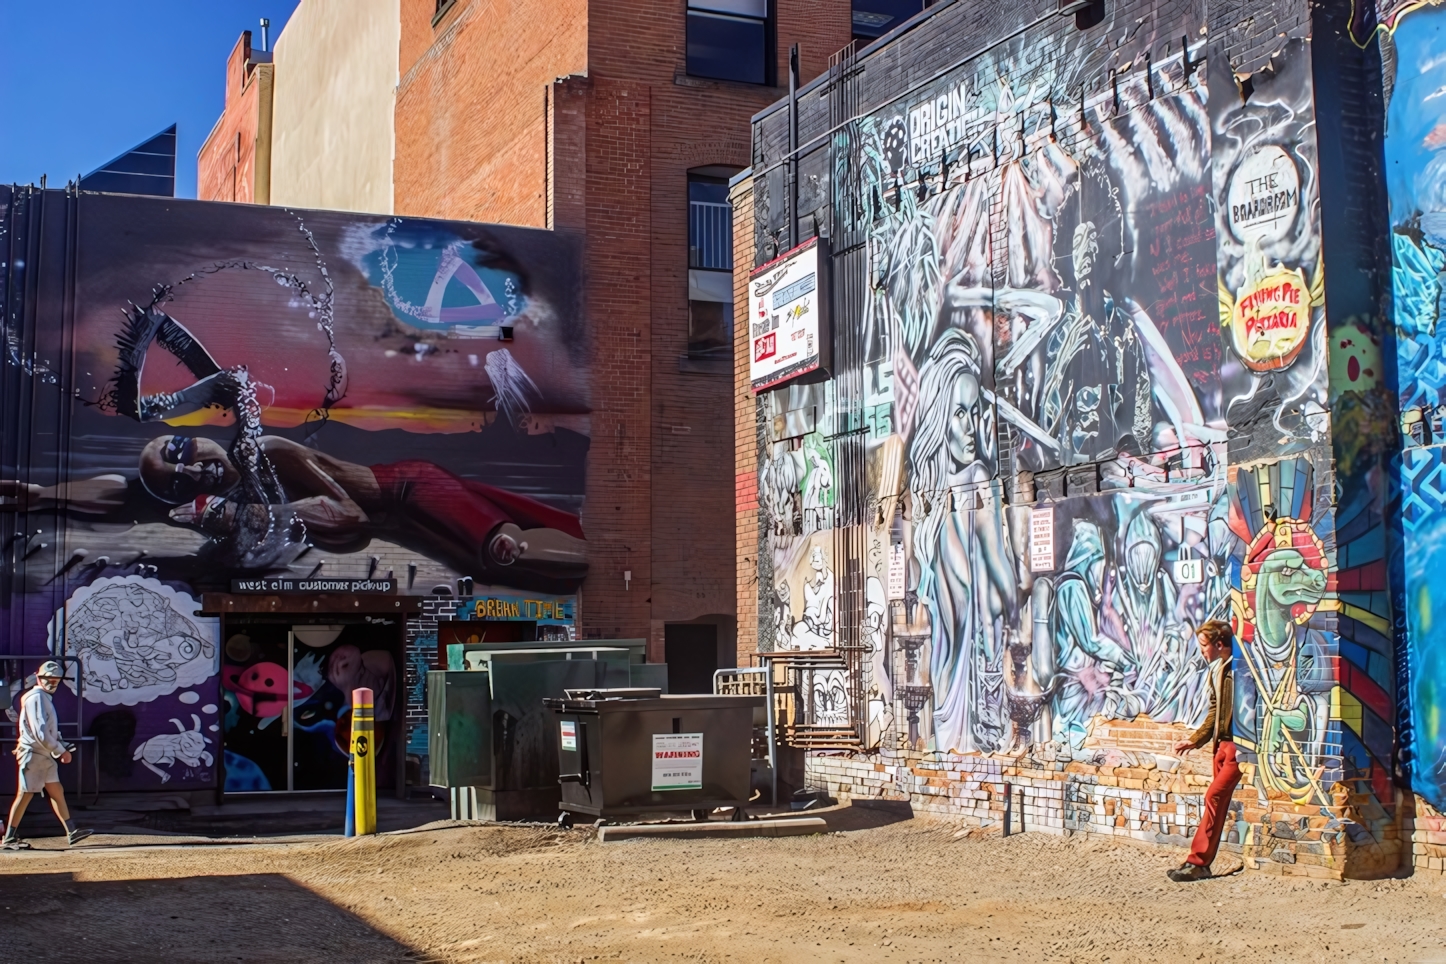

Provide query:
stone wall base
left=803, top=721, right=1405, bottom=879
left=1404, top=794, right=1446, bottom=875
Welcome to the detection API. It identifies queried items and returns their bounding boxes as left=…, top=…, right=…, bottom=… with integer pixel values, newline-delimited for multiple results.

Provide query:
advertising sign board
left=748, top=237, right=830, bottom=392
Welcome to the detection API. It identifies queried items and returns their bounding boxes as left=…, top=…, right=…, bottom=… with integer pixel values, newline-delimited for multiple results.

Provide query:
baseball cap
left=36, top=661, right=64, bottom=679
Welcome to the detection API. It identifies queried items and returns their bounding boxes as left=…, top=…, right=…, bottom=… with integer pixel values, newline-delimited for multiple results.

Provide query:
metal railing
left=714, top=667, right=777, bottom=806
left=689, top=200, right=734, bottom=270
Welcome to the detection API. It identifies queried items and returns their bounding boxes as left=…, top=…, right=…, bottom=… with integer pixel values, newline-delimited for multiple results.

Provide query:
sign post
left=351, top=687, right=377, bottom=835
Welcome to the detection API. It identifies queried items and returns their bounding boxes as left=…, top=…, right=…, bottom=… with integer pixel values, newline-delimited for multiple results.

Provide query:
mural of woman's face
left=139, top=435, right=240, bottom=504
left=946, top=372, right=982, bottom=468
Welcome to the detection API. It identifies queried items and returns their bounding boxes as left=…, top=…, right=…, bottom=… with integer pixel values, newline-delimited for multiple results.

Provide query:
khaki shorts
left=18, top=754, right=59, bottom=792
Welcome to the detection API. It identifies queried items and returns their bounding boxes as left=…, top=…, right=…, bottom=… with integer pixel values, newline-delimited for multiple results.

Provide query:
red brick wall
left=731, top=180, right=758, bottom=664
left=394, top=0, right=587, bottom=226
left=198, top=32, right=270, bottom=204
left=392, top=0, right=851, bottom=647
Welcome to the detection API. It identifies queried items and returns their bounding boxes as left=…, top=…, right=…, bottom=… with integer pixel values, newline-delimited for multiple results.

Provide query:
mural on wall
left=1383, top=2, right=1446, bottom=811
left=758, top=30, right=1249, bottom=754
left=756, top=23, right=1396, bottom=837
left=1226, top=455, right=1394, bottom=815
left=1, top=190, right=589, bottom=790
left=1207, top=39, right=1330, bottom=462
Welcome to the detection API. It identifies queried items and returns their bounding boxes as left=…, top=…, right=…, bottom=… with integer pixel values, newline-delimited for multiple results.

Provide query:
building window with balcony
left=688, top=173, right=734, bottom=358
left=686, top=0, right=771, bottom=86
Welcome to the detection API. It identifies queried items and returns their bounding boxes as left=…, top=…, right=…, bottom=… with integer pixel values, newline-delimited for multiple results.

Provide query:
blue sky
left=1, top=1, right=300, bottom=198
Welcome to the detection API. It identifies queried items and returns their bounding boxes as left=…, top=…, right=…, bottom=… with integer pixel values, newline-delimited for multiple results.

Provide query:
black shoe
left=66, top=828, right=93, bottom=847
left=2, top=831, right=31, bottom=851
left=1167, top=862, right=1211, bottom=882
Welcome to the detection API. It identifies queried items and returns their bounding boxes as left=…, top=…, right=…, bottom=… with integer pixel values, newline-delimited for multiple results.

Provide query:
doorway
left=221, top=619, right=401, bottom=793
left=664, top=623, right=720, bottom=694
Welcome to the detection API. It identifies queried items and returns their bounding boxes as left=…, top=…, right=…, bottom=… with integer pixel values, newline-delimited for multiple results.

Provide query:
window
left=688, top=174, right=734, bottom=356
left=687, top=0, right=770, bottom=85
left=851, top=0, right=926, bottom=44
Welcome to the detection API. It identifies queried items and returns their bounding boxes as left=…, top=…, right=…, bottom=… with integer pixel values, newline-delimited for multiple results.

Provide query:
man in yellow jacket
left=1168, top=620, right=1237, bottom=882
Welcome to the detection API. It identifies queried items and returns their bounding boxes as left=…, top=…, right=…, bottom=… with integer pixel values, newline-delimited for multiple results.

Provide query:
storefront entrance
left=220, top=617, right=401, bottom=793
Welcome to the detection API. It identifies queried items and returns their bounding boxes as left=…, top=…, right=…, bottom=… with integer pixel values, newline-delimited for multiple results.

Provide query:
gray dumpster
left=428, top=656, right=667, bottom=820
left=545, top=692, right=764, bottom=823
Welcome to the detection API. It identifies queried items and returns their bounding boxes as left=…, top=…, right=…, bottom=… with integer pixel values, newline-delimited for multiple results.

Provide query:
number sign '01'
left=749, top=237, right=831, bottom=393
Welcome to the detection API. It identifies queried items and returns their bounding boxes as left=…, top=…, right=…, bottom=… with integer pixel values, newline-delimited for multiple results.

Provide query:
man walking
left=1168, top=620, right=1238, bottom=881
left=4, top=661, right=92, bottom=850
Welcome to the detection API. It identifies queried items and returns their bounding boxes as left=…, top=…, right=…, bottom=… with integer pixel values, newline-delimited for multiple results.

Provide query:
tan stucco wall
left=270, top=0, right=398, bottom=213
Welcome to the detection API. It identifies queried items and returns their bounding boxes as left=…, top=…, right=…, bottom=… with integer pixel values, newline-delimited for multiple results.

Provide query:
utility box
left=427, top=643, right=669, bottom=821
left=545, top=693, right=763, bottom=822
left=428, top=670, right=492, bottom=789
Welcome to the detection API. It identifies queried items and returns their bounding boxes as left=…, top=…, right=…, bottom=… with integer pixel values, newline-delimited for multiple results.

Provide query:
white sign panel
left=887, top=543, right=906, bottom=600
left=749, top=237, right=829, bottom=392
left=560, top=720, right=577, bottom=751
left=1029, top=507, right=1055, bottom=573
left=1226, top=144, right=1301, bottom=244
left=651, top=733, right=703, bottom=791
left=1172, top=557, right=1204, bottom=585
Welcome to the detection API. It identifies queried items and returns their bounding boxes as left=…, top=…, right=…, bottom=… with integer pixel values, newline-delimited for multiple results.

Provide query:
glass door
left=222, top=622, right=397, bottom=793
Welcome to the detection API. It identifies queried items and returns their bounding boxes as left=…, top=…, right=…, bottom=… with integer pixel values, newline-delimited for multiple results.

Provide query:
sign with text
left=1029, top=507, right=1055, bottom=573
left=1172, top=557, right=1204, bottom=585
left=560, top=720, right=577, bottom=751
left=459, top=593, right=575, bottom=624
left=749, top=236, right=831, bottom=392
left=651, top=732, right=703, bottom=791
left=231, top=578, right=395, bottom=594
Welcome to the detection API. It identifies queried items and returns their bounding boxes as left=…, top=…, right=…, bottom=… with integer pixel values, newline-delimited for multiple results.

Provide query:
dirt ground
left=1, top=806, right=1444, bottom=963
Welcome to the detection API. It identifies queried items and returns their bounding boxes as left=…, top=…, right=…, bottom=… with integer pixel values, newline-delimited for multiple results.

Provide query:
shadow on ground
left=14, top=793, right=450, bottom=839
left=814, top=799, right=914, bottom=832
left=0, top=870, right=427, bottom=963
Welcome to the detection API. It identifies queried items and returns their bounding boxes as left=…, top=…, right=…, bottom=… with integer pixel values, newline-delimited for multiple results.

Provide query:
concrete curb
left=598, top=817, right=829, bottom=842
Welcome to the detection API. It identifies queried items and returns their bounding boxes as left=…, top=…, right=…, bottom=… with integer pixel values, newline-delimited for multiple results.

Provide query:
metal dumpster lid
left=561, top=687, right=663, bottom=701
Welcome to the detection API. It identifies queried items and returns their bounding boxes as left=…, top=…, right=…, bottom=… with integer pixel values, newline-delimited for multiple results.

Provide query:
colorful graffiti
left=760, top=28, right=1245, bottom=756
left=1207, top=39, right=1329, bottom=460
left=1, top=189, right=589, bottom=791
left=1385, top=2, right=1446, bottom=812
left=752, top=12, right=1407, bottom=859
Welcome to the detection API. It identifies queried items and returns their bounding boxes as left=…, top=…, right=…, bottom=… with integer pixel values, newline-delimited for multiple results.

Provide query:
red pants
left=1186, top=740, right=1241, bottom=868
left=369, top=460, right=585, bottom=550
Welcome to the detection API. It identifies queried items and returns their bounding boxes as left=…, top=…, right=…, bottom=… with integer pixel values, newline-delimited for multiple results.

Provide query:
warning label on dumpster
left=651, top=733, right=703, bottom=791
left=560, top=720, right=577, bottom=751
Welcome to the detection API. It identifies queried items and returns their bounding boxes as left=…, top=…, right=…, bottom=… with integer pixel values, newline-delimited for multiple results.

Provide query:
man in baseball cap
left=4, top=661, right=92, bottom=850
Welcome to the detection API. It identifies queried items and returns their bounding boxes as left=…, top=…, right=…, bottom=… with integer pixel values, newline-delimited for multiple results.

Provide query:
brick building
left=735, top=0, right=1446, bottom=879
left=199, top=1, right=853, bottom=688
left=197, top=30, right=273, bottom=205
left=388, top=0, right=851, bottom=679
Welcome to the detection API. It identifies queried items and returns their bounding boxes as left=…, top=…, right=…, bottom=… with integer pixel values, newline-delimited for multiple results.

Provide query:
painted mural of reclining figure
left=2, top=305, right=586, bottom=586
left=145, top=436, right=587, bottom=584
left=993, top=218, right=1206, bottom=472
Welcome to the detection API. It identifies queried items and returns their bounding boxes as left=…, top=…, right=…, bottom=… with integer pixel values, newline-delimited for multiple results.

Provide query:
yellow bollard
left=352, top=686, right=377, bottom=835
